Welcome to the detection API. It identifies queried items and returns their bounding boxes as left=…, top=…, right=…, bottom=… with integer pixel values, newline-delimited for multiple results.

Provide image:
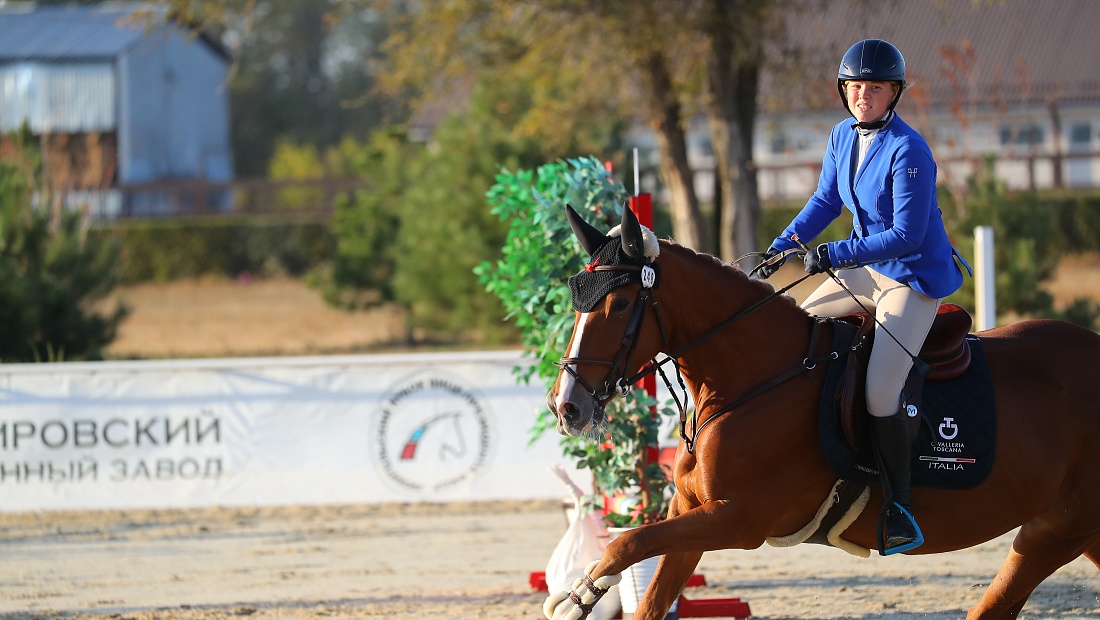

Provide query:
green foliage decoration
left=0, top=131, right=128, bottom=362
left=478, top=156, right=625, bottom=386
left=477, top=155, right=675, bottom=526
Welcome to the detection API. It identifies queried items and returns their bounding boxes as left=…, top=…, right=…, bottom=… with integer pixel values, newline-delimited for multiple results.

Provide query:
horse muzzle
left=546, top=386, right=605, bottom=436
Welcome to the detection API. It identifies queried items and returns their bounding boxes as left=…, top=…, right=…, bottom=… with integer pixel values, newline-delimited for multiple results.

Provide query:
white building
left=0, top=3, right=234, bottom=217
left=671, top=0, right=1100, bottom=203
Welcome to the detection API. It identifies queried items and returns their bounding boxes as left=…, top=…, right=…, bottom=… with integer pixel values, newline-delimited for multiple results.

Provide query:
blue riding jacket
left=770, top=113, right=970, bottom=299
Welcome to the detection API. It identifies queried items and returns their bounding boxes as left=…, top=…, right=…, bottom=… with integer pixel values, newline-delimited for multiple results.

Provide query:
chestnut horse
left=544, top=205, right=1100, bottom=620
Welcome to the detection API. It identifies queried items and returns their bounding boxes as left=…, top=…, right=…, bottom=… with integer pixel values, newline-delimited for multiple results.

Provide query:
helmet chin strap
left=843, top=82, right=905, bottom=130
left=851, top=110, right=895, bottom=131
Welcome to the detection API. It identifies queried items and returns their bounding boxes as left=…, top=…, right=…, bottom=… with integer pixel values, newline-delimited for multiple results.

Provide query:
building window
left=999, top=124, right=1045, bottom=147
left=1069, top=123, right=1093, bottom=148
left=768, top=130, right=788, bottom=155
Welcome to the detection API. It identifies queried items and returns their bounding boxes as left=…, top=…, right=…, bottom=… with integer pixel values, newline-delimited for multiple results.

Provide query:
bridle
left=556, top=263, right=665, bottom=404
left=556, top=249, right=850, bottom=454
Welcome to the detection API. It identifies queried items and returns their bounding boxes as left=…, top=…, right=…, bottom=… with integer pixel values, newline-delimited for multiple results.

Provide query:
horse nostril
left=562, top=401, right=580, bottom=419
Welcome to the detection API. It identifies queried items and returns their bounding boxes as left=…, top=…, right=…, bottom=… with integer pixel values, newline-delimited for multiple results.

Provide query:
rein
left=559, top=250, right=837, bottom=454
left=676, top=317, right=857, bottom=455
left=640, top=265, right=827, bottom=455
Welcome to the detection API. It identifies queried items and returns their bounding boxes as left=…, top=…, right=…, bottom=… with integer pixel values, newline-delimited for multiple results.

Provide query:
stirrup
left=878, top=502, right=924, bottom=556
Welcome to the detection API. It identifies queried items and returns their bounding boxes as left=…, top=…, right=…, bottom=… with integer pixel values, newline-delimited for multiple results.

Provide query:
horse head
left=547, top=204, right=664, bottom=436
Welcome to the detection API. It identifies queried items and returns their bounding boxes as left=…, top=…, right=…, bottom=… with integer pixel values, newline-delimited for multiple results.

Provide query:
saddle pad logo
left=911, top=339, right=996, bottom=489
left=921, top=416, right=975, bottom=470
left=938, top=417, right=959, bottom=440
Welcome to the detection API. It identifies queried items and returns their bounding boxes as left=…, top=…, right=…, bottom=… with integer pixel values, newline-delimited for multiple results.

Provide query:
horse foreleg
left=638, top=550, right=703, bottom=619
left=635, top=494, right=704, bottom=619
left=588, top=499, right=754, bottom=620
left=967, top=524, right=1100, bottom=620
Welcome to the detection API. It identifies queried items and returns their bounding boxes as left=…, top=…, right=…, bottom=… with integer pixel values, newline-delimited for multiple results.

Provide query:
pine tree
left=0, top=130, right=128, bottom=362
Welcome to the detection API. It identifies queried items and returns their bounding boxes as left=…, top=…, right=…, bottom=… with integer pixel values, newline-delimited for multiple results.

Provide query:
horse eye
left=610, top=299, right=630, bottom=313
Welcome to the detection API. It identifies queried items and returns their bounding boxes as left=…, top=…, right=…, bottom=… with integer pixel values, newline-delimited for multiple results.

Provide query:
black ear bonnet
left=568, top=237, right=654, bottom=312
left=565, top=204, right=659, bottom=313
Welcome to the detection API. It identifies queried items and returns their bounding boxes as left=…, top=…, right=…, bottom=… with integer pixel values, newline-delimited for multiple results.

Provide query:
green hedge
left=88, top=187, right=1100, bottom=293
left=1045, top=192, right=1100, bottom=253
left=90, top=217, right=334, bottom=283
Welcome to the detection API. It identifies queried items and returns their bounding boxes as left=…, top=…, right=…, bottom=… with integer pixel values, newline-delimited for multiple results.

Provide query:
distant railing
left=57, top=150, right=1100, bottom=221
left=756, top=150, right=1100, bottom=202
left=57, top=178, right=370, bottom=221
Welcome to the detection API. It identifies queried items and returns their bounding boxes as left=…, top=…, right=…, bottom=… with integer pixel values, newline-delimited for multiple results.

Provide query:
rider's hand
left=804, top=244, right=833, bottom=275
left=754, top=247, right=785, bottom=280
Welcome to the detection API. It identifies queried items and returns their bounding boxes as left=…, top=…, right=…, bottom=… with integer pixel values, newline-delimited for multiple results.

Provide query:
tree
left=319, top=131, right=408, bottom=309
left=388, top=85, right=541, bottom=342
left=377, top=0, right=804, bottom=261
left=224, top=0, right=400, bottom=175
left=699, top=0, right=774, bottom=262
left=941, top=159, right=1100, bottom=329
left=377, top=0, right=702, bottom=248
left=0, top=129, right=128, bottom=362
left=321, top=73, right=589, bottom=342
left=146, top=0, right=786, bottom=259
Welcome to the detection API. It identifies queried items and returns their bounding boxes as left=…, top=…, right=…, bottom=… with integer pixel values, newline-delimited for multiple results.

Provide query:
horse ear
left=619, top=202, right=646, bottom=260
left=566, top=204, right=610, bottom=257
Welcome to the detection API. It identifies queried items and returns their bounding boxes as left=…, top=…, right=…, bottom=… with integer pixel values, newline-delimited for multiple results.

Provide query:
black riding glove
left=804, top=244, right=833, bottom=275
left=754, top=247, right=786, bottom=280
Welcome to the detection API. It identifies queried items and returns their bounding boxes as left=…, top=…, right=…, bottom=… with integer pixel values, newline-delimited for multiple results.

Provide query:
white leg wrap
left=543, top=560, right=622, bottom=620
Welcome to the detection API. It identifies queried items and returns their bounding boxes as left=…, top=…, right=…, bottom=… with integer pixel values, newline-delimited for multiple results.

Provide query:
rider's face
left=844, top=80, right=898, bottom=123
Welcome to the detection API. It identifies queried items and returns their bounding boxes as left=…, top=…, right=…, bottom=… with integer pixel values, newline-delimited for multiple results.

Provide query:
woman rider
left=755, top=39, right=971, bottom=555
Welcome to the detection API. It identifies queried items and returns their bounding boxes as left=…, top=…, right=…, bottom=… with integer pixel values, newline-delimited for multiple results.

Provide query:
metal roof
left=0, top=62, right=116, bottom=132
left=0, top=2, right=226, bottom=63
left=769, top=0, right=1100, bottom=112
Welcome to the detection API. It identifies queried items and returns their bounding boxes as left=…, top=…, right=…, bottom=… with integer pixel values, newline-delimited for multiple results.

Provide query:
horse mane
left=658, top=239, right=805, bottom=314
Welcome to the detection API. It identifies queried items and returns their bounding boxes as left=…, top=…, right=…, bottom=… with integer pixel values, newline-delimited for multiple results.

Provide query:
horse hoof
left=543, top=589, right=578, bottom=620
left=543, top=561, right=623, bottom=620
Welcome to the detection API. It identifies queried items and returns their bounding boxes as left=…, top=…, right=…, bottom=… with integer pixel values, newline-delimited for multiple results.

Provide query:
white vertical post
left=633, top=147, right=640, bottom=197
left=974, top=226, right=996, bottom=331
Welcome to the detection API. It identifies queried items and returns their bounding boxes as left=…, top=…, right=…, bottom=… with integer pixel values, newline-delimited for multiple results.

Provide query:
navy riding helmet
left=837, top=39, right=907, bottom=117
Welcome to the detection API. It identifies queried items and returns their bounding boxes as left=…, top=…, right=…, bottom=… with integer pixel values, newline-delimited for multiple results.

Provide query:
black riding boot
left=871, top=410, right=924, bottom=554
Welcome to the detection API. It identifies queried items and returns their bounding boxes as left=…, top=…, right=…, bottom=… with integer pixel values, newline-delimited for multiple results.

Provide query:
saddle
left=785, top=304, right=995, bottom=556
left=833, top=303, right=973, bottom=453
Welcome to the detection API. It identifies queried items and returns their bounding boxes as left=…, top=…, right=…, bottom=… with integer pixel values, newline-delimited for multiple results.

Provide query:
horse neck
left=657, top=244, right=816, bottom=405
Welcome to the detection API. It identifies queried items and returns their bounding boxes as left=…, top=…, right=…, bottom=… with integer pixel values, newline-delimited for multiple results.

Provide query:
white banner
left=0, top=351, right=587, bottom=512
